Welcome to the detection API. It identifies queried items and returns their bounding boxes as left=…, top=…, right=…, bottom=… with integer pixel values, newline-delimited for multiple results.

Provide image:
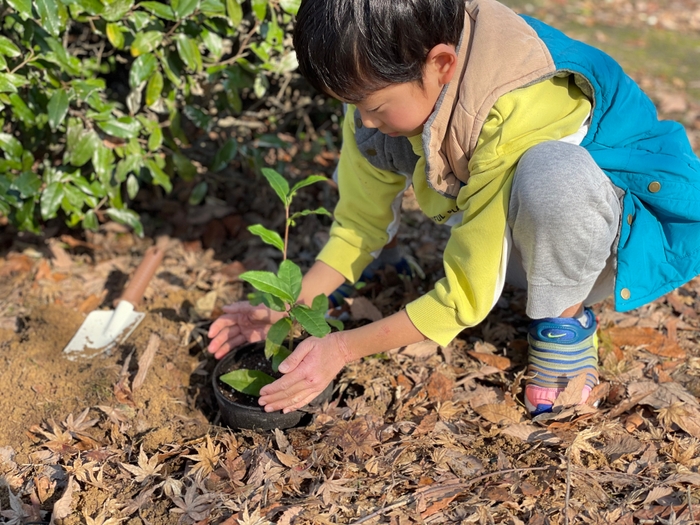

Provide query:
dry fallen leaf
left=606, top=326, right=686, bottom=358
left=552, top=373, right=588, bottom=409
left=474, top=404, right=524, bottom=426
left=467, top=350, right=511, bottom=371
left=426, top=371, right=454, bottom=403
left=347, top=296, right=383, bottom=322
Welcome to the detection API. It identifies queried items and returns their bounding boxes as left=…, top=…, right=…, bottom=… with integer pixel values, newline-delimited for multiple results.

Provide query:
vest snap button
left=627, top=214, right=633, bottom=225
left=648, top=181, right=661, bottom=193
left=355, top=118, right=363, bottom=129
left=621, top=288, right=631, bottom=300
left=366, top=148, right=377, bottom=156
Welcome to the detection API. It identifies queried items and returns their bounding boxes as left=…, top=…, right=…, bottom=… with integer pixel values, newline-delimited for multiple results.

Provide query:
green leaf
left=0, top=36, right=21, bottom=58
left=6, top=0, right=33, bottom=18
left=264, top=317, right=292, bottom=359
left=171, top=152, right=196, bottom=181
left=9, top=94, right=35, bottom=124
left=289, top=207, right=332, bottom=224
left=126, top=174, right=139, bottom=199
left=248, top=291, right=286, bottom=312
left=271, top=348, right=292, bottom=373
left=175, top=34, right=202, bottom=73
left=34, top=0, right=62, bottom=37
left=131, top=31, right=163, bottom=57
left=171, top=0, right=198, bottom=18
left=115, top=155, right=142, bottom=183
left=251, top=0, right=266, bottom=20
left=183, top=106, right=211, bottom=131
left=11, top=171, right=41, bottom=198
left=326, top=318, right=344, bottom=332
left=146, top=158, right=172, bottom=192
left=83, top=209, right=99, bottom=231
left=139, top=1, right=175, bottom=20
left=210, top=137, right=238, bottom=172
left=0, top=133, right=23, bottom=160
left=97, top=117, right=142, bottom=139
left=200, top=0, right=225, bottom=17
left=92, top=144, right=115, bottom=180
left=40, top=182, right=64, bottom=219
left=260, top=168, right=289, bottom=205
left=278, top=260, right=302, bottom=302
left=105, top=23, right=125, bottom=49
left=67, top=130, right=99, bottom=167
left=239, top=270, right=294, bottom=304
left=311, top=293, right=328, bottom=313
left=247, top=224, right=284, bottom=252
left=101, top=0, right=133, bottom=21
left=225, top=0, right=242, bottom=25
left=74, top=0, right=104, bottom=15
left=188, top=181, right=207, bottom=205
left=129, top=53, right=157, bottom=88
left=290, top=175, right=327, bottom=196
left=147, top=124, right=163, bottom=151
left=201, top=29, right=222, bottom=60
left=106, top=207, right=143, bottom=236
left=0, top=75, right=18, bottom=94
left=47, top=90, right=69, bottom=130
left=145, top=69, right=163, bottom=106
left=219, top=369, right=274, bottom=396
left=279, top=0, right=300, bottom=15
left=290, top=305, right=330, bottom=338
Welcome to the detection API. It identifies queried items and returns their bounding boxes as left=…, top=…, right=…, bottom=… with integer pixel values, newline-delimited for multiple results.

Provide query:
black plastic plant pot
left=212, top=341, right=333, bottom=430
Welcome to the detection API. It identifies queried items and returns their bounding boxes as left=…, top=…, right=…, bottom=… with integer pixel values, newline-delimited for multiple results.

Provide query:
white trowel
left=63, top=237, right=168, bottom=360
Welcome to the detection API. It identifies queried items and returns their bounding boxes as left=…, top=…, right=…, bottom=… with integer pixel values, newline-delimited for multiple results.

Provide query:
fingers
left=212, top=333, right=247, bottom=359
left=259, top=375, right=326, bottom=413
left=276, top=338, right=316, bottom=374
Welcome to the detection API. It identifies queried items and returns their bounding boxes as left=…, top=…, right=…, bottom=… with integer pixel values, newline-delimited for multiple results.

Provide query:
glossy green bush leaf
left=240, top=270, right=294, bottom=304
left=264, top=316, right=291, bottom=359
left=188, top=181, right=207, bottom=205
left=146, top=158, right=172, bottom=192
left=34, top=0, right=62, bottom=37
left=225, top=0, right=242, bottom=25
left=248, top=224, right=284, bottom=252
left=105, top=23, right=124, bottom=49
left=82, top=209, right=99, bottom=231
left=175, top=34, right=202, bottom=73
left=129, top=54, right=157, bottom=88
left=219, top=369, right=274, bottom=396
left=201, top=29, right=223, bottom=60
left=11, top=171, right=41, bottom=198
left=0, top=133, right=23, bottom=160
left=145, top=69, right=163, bottom=106
left=106, top=207, right=143, bottom=236
left=92, top=144, right=115, bottom=180
left=139, top=1, right=176, bottom=20
left=40, top=182, right=64, bottom=219
left=98, top=117, right=142, bottom=139
left=172, top=152, right=197, bottom=181
left=247, top=290, right=286, bottom=312
left=147, top=124, right=163, bottom=151
left=260, top=168, right=289, bottom=205
left=279, top=0, right=300, bottom=15
left=101, top=0, right=133, bottom=21
left=251, top=0, right=266, bottom=20
left=47, top=90, right=69, bottom=130
left=0, top=75, right=18, bottom=93
left=131, top=31, right=163, bottom=57
left=172, top=0, right=198, bottom=18
left=210, top=137, right=238, bottom=172
left=278, top=260, right=302, bottom=302
left=6, top=0, right=33, bottom=18
left=126, top=174, right=139, bottom=199
left=290, top=304, right=330, bottom=338
left=67, top=130, right=99, bottom=167
left=0, top=36, right=21, bottom=58
left=9, top=94, right=35, bottom=124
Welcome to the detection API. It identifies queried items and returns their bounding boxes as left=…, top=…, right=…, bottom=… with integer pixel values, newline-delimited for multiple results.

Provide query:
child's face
left=340, top=44, right=458, bottom=138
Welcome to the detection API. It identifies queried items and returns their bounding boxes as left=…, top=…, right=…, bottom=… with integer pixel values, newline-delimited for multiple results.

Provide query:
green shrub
left=0, top=0, right=301, bottom=235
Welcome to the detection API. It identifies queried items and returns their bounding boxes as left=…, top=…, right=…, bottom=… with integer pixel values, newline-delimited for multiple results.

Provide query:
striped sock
left=525, top=308, right=599, bottom=415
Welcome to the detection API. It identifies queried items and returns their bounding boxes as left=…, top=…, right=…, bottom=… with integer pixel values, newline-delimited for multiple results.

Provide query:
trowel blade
left=63, top=309, right=145, bottom=360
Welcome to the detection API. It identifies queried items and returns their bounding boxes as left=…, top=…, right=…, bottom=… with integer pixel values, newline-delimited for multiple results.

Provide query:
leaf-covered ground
left=2, top=1, right=700, bottom=523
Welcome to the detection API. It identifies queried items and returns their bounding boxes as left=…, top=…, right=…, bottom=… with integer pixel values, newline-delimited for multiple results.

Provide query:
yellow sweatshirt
left=317, top=76, right=592, bottom=346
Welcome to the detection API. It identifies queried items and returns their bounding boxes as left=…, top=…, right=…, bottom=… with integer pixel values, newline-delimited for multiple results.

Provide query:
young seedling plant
left=219, top=168, right=343, bottom=397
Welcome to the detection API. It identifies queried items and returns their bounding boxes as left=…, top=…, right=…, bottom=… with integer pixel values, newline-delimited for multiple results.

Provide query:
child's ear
left=426, top=44, right=458, bottom=85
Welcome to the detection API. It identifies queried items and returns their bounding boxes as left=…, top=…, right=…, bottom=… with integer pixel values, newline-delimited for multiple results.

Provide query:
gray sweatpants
left=506, top=141, right=622, bottom=319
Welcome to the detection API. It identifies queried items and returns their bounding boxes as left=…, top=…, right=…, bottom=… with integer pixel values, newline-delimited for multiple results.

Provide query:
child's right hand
left=207, top=302, right=285, bottom=359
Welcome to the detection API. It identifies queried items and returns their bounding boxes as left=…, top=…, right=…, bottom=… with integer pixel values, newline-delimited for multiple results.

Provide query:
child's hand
left=207, top=302, right=285, bottom=359
left=258, top=331, right=351, bottom=413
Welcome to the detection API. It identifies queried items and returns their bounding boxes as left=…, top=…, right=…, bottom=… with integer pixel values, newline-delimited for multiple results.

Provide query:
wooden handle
left=119, top=237, right=169, bottom=307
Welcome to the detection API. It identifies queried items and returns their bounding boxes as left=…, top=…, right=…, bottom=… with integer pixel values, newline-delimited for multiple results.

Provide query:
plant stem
left=283, top=202, right=290, bottom=261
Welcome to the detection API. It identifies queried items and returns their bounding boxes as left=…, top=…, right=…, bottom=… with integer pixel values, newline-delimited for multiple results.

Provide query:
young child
left=208, top=0, right=700, bottom=415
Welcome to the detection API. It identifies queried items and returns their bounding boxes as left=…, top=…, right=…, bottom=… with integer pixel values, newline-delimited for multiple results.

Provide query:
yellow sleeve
left=316, top=106, right=410, bottom=283
left=406, top=76, right=592, bottom=346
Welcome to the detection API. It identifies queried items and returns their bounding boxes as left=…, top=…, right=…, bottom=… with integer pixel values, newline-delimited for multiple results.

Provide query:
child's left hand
left=258, top=331, right=351, bottom=413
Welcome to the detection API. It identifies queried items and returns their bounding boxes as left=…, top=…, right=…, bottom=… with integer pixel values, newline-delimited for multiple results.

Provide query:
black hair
left=293, top=0, right=465, bottom=102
